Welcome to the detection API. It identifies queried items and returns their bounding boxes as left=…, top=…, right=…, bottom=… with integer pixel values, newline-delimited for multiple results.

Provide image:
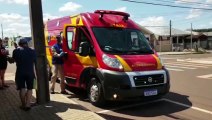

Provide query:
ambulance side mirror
left=79, top=42, right=90, bottom=56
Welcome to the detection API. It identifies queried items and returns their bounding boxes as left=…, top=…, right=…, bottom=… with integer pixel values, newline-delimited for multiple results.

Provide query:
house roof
left=145, top=27, right=190, bottom=36
left=137, top=24, right=154, bottom=35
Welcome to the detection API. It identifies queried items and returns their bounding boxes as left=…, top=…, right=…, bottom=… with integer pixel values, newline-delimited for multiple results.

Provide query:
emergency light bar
left=94, top=10, right=130, bottom=21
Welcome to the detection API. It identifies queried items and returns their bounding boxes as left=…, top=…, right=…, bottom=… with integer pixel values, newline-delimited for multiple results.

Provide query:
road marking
left=166, top=65, right=196, bottom=69
left=165, top=62, right=212, bottom=67
left=188, top=60, right=212, bottom=64
left=161, top=57, right=179, bottom=60
left=96, top=99, right=162, bottom=113
left=165, top=63, right=208, bottom=68
left=177, top=58, right=192, bottom=62
left=97, top=98, right=212, bottom=115
left=166, top=68, right=184, bottom=71
left=197, top=74, right=212, bottom=79
left=166, top=62, right=207, bottom=66
left=163, top=98, right=212, bottom=115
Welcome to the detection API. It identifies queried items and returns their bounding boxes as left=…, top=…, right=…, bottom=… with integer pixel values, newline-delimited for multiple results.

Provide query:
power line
left=142, top=26, right=168, bottom=27
left=156, top=0, right=212, bottom=6
left=120, top=0, right=212, bottom=11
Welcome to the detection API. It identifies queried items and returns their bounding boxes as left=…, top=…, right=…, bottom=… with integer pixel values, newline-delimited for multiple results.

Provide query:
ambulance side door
left=63, top=26, right=83, bottom=87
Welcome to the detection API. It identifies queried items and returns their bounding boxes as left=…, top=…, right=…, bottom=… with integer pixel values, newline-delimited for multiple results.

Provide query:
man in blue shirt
left=50, top=36, right=67, bottom=94
left=12, top=38, right=36, bottom=111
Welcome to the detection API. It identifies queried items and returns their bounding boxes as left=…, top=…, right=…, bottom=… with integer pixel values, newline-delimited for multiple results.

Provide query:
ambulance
left=44, top=10, right=170, bottom=106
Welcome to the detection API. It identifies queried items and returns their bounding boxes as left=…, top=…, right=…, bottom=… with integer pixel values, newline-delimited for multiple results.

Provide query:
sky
left=0, top=0, right=212, bottom=37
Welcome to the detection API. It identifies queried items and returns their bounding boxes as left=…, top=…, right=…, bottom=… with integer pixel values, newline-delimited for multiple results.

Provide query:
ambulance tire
left=88, top=77, right=105, bottom=106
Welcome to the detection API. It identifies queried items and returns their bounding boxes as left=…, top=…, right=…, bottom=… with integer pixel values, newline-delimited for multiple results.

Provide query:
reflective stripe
left=75, top=54, right=98, bottom=68
left=115, top=55, right=132, bottom=72
left=152, top=54, right=162, bottom=69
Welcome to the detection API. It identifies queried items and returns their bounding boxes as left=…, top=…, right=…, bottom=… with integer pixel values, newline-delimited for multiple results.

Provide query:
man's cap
left=18, top=38, right=28, bottom=45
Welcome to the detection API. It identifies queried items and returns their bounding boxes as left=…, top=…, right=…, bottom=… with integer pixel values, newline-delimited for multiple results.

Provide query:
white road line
left=188, top=61, right=212, bottom=64
left=177, top=59, right=192, bottom=62
left=161, top=58, right=179, bottom=60
left=97, top=98, right=212, bottom=115
left=96, top=99, right=162, bottom=114
left=165, top=63, right=208, bottom=68
left=166, top=65, right=196, bottom=69
left=197, top=74, right=212, bottom=79
left=166, top=68, right=184, bottom=71
left=162, top=98, right=212, bottom=115
left=165, top=62, right=212, bottom=67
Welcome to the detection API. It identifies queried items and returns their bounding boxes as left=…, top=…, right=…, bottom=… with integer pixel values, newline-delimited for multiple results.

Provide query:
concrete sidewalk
left=0, top=73, right=105, bottom=120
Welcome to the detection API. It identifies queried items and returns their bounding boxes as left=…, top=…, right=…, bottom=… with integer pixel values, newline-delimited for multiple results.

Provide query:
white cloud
left=114, top=7, right=127, bottom=12
left=59, top=2, right=82, bottom=12
left=0, top=13, right=61, bottom=37
left=43, top=13, right=60, bottom=22
left=186, top=9, right=202, bottom=19
left=210, top=22, right=212, bottom=25
left=0, top=0, right=28, bottom=5
left=206, top=0, right=212, bottom=3
left=0, top=13, right=28, bottom=23
left=0, top=13, right=30, bottom=37
left=138, top=16, right=166, bottom=26
left=9, top=23, right=29, bottom=28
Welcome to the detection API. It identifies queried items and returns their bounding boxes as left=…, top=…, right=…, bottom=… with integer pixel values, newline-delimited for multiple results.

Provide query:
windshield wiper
left=127, top=49, right=154, bottom=54
left=103, top=46, right=125, bottom=53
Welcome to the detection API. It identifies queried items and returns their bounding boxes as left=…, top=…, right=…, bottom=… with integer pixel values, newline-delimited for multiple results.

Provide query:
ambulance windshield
left=92, top=27, right=154, bottom=55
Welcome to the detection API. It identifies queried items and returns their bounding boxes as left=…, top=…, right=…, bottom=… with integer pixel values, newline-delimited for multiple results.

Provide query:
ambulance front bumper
left=99, top=69, right=170, bottom=100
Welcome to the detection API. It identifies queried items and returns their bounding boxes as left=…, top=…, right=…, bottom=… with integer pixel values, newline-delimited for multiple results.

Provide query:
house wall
left=154, top=40, right=172, bottom=52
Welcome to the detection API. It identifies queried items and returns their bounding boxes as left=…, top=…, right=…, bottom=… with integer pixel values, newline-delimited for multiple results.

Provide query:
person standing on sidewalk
left=0, top=38, right=9, bottom=89
left=12, top=38, right=36, bottom=111
left=50, top=36, right=67, bottom=94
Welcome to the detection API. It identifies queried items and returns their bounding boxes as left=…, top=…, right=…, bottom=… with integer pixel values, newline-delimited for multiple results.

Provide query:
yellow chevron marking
left=152, top=54, right=162, bottom=69
left=115, top=55, right=132, bottom=72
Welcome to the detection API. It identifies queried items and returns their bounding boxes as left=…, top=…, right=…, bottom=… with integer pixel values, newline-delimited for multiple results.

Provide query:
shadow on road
left=65, top=87, right=192, bottom=118
left=105, top=92, right=191, bottom=118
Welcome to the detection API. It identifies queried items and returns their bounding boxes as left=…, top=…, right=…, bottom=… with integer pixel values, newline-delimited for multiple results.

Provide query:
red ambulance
left=45, top=10, right=170, bottom=106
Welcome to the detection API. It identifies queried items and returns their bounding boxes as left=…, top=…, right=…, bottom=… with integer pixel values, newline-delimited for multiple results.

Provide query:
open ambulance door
left=63, top=24, right=93, bottom=87
left=62, top=24, right=82, bottom=87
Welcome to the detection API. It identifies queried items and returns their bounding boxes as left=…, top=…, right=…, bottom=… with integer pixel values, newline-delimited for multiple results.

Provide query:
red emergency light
left=94, top=10, right=130, bottom=21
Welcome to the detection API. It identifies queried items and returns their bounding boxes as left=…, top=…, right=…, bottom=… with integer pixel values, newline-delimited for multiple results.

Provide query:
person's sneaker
left=3, top=85, right=9, bottom=88
left=24, top=107, right=31, bottom=111
left=60, top=91, right=68, bottom=94
left=19, top=106, right=25, bottom=110
left=50, top=88, right=55, bottom=94
left=50, top=90, right=55, bottom=94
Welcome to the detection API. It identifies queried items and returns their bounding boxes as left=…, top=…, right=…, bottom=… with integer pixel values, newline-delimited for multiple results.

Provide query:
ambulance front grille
left=133, top=74, right=164, bottom=87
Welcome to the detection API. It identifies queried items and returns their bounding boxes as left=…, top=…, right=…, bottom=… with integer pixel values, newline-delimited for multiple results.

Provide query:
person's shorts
left=0, top=60, right=7, bottom=70
left=15, top=74, right=34, bottom=90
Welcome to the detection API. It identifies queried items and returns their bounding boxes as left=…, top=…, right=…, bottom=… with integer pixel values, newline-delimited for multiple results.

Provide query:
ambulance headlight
left=102, top=54, right=123, bottom=69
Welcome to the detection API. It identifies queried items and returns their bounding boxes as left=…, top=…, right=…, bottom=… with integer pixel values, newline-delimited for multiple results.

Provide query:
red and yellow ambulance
left=45, top=10, right=170, bottom=106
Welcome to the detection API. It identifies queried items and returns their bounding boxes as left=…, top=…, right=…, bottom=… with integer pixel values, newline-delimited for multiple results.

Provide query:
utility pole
left=1, top=24, right=3, bottom=39
left=190, top=23, right=193, bottom=50
left=170, top=20, right=172, bottom=51
left=29, top=0, right=50, bottom=104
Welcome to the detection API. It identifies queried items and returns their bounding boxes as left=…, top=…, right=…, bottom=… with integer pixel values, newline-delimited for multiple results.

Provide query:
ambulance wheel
left=88, top=77, right=105, bottom=106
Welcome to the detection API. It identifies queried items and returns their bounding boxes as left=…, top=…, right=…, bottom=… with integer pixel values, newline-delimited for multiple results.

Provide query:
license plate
left=144, top=89, right=158, bottom=96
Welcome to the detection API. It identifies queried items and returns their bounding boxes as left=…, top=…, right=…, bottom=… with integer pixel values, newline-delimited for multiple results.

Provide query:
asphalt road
left=6, top=53, right=212, bottom=120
